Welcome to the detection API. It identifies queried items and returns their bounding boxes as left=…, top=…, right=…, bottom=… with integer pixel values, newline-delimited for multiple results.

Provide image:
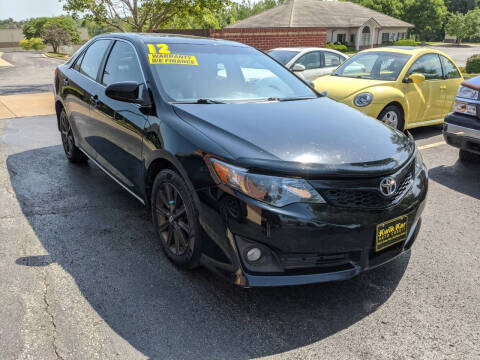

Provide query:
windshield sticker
left=147, top=43, right=198, bottom=66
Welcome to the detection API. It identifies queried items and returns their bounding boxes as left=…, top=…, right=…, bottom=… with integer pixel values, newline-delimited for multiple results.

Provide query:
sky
left=0, top=0, right=255, bottom=21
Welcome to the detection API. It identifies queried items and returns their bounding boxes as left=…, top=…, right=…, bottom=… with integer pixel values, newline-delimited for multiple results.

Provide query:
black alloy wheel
left=152, top=169, right=201, bottom=268
left=59, top=109, right=88, bottom=163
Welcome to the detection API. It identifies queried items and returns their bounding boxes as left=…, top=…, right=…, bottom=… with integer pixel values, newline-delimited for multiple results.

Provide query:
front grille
left=314, top=159, right=415, bottom=210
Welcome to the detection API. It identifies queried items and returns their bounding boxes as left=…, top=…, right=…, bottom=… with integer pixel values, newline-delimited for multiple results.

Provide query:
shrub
left=466, top=55, right=480, bottom=74
left=19, top=37, right=46, bottom=50
left=394, top=39, right=421, bottom=46
left=326, top=43, right=348, bottom=52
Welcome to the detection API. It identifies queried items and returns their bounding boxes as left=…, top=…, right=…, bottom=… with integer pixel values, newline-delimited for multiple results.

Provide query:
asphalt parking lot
left=0, top=51, right=479, bottom=360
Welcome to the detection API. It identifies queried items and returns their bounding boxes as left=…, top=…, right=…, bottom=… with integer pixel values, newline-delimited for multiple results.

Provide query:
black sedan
left=54, top=33, right=428, bottom=287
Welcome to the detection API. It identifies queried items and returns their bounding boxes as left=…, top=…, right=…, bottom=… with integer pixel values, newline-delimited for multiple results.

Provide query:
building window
left=382, top=33, right=390, bottom=44
left=361, top=26, right=371, bottom=46
left=336, top=33, right=346, bottom=44
left=350, top=34, right=355, bottom=44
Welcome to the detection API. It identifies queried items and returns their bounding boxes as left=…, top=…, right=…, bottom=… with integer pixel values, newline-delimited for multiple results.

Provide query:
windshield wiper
left=268, top=96, right=316, bottom=102
left=172, top=99, right=225, bottom=104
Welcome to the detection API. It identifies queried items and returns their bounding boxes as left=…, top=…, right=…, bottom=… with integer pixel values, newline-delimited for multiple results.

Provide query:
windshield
left=146, top=43, right=316, bottom=103
left=267, top=50, right=299, bottom=65
left=333, top=51, right=411, bottom=81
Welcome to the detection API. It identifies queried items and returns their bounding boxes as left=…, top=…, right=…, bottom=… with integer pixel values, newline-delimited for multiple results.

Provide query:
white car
left=267, top=47, right=348, bottom=81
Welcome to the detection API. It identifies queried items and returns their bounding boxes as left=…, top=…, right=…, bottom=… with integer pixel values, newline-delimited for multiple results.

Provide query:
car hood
left=313, top=76, right=392, bottom=101
left=172, top=98, right=414, bottom=177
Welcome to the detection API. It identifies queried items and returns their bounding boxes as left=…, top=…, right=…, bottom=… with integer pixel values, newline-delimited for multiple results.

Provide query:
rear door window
left=323, top=52, right=342, bottom=67
left=79, top=40, right=111, bottom=81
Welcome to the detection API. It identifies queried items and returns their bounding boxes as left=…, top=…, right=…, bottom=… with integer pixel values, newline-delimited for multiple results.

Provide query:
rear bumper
left=443, top=113, right=480, bottom=154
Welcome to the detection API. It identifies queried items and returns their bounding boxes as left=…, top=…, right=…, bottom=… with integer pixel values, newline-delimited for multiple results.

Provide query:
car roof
left=360, top=46, right=447, bottom=56
left=95, top=32, right=249, bottom=48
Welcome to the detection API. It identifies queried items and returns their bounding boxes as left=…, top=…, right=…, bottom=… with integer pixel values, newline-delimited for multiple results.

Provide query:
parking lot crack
left=42, top=272, right=64, bottom=360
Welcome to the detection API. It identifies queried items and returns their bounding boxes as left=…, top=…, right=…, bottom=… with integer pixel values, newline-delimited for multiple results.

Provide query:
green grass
left=46, top=52, right=70, bottom=60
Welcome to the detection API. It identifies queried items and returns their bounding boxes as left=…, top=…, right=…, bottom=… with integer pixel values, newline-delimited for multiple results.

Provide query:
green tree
left=44, top=17, right=81, bottom=44
left=346, top=0, right=406, bottom=19
left=404, top=0, right=448, bottom=42
left=445, top=0, right=478, bottom=14
left=62, top=0, right=229, bottom=32
left=22, top=17, right=49, bottom=39
left=42, top=23, right=72, bottom=53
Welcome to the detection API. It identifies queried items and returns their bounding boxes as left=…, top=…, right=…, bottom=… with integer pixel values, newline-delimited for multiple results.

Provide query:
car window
left=103, top=41, right=143, bottom=86
left=324, top=52, right=342, bottom=68
left=267, top=50, right=299, bottom=65
left=295, top=51, right=321, bottom=70
left=79, top=40, right=111, bottom=81
left=73, top=51, right=85, bottom=72
left=407, top=54, right=443, bottom=80
left=334, top=52, right=410, bottom=81
left=440, top=56, right=461, bottom=79
left=147, top=43, right=316, bottom=103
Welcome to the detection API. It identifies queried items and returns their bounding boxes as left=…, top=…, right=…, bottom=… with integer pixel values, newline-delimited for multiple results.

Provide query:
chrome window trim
left=70, top=37, right=148, bottom=90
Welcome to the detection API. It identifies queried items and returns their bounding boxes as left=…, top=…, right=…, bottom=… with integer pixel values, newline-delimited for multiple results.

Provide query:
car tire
left=59, top=109, right=88, bottom=163
left=151, top=169, right=202, bottom=269
left=378, top=105, right=405, bottom=131
left=459, top=149, right=480, bottom=163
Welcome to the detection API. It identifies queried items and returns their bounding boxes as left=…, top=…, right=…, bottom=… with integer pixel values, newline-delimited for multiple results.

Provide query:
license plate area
left=376, top=215, right=408, bottom=252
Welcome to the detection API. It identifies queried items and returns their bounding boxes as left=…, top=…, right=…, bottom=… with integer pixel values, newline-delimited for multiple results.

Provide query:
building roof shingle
left=226, top=0, right=414, bottom=29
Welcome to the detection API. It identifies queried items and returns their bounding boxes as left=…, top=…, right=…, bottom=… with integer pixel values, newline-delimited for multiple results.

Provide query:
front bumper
left=197, top=165, right=428, bottom=287
left=443, top=113, right=480, bottom=155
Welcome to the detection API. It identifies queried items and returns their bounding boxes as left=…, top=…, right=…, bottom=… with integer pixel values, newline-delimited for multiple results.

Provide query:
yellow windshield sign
left=147, top=43, right=198, bottom=66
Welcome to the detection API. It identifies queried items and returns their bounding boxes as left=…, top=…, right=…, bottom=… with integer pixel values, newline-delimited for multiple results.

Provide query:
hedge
left=394, top=39, right=421, bottom=46
left=466, top=55, right=480, bottom=74
left=19, top=37, right=46, bottom=50
left=326, top=43, right=348, bottom=52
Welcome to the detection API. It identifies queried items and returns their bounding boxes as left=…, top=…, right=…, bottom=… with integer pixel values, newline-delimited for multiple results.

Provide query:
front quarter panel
left=343, top=85, right=407, bottom=120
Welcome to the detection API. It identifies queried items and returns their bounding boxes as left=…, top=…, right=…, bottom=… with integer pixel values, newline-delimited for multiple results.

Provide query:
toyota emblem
left=380, top=177, right=397, bottom=197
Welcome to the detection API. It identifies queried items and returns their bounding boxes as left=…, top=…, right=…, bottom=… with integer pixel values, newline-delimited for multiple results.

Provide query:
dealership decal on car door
left=147, top=43, right=198, bottom=66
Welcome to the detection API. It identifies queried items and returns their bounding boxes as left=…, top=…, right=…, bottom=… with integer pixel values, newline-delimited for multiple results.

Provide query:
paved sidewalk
left=0, top=93, right=54, bottom=119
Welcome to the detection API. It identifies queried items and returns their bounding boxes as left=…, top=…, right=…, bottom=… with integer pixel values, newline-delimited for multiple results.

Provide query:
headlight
left=458, top=86, right=479, bottom=100
left=354, top=93, right=373, bottom=107
left=210, top=159, right=326, bottom=207
left=415, top=150, right=424, bottom=176
left=454, top=100, right=477, bottom=116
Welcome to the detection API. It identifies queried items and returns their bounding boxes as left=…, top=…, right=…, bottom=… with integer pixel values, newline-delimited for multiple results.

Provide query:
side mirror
left=291, top=63, right=306, bottom=72
left=105, top=81, right=145, bottom=104
left=404, top=73, right=425, bottom=84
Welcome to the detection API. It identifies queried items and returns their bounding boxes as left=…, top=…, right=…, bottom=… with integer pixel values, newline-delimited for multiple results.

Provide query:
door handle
left=440, top=85, right=447, bottom=90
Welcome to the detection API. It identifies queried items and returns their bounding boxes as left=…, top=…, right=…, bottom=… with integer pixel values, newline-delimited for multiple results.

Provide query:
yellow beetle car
left=313, top=47, right=463, bottom=130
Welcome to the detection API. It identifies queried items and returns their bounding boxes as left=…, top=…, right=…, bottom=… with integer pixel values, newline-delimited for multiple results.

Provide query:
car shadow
left=7, top=145, right=410, bottom=359
left=428, top=159, right=480, bottom=200
left=408, top=126, right=443, bottom=141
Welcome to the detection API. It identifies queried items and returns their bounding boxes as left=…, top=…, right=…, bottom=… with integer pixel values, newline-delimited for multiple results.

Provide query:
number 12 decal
left=147, top=44, right=170, bottom=54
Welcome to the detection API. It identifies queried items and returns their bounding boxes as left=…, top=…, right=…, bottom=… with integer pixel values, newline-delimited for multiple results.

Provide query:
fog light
left=246, top=247, right=262, bottom=262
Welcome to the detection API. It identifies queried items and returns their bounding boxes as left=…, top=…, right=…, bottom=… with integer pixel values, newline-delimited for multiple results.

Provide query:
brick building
left=160, top=0, right=413, bottom=51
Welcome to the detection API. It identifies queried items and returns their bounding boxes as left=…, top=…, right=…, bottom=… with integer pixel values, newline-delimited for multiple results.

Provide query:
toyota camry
left=54, top=33, right=428, bottom=287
